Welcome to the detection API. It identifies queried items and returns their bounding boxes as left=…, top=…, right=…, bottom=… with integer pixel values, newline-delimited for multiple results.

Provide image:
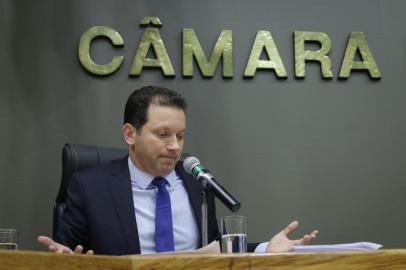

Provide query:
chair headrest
left=56, top=143, right=128, bottom=203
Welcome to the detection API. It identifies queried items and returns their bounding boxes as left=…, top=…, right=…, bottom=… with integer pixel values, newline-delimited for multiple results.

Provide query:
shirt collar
left=128, top=156, right=176, bottom=190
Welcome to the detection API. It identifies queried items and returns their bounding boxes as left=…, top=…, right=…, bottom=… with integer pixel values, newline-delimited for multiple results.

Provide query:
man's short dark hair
left=124, top=85, right=187, bottom=131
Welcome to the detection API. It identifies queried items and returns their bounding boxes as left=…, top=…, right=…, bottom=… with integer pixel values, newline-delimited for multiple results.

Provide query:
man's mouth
left=160, top=155, right=178, bottom=161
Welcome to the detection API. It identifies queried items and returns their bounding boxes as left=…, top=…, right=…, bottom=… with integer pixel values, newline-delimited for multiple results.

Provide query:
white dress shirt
left=128, top=157, right=200, bottom=254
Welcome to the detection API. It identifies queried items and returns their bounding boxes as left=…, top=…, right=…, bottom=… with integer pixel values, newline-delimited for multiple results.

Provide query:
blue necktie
left=152, top=177, right=175, bottom=252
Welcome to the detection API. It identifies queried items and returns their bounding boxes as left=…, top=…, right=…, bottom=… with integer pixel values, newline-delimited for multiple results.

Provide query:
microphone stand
left=200, top=179, right=209, bottom=247
left=198, top=173, right=241, bottom=247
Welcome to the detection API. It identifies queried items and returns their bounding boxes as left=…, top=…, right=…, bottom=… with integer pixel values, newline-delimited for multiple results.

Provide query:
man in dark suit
left=38, top=86, right=318, bottom=255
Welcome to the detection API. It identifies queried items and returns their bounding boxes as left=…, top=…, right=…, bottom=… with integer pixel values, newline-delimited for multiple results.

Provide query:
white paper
left=293, top=242, right=382, bottom=252
left=159, top=241, right=221, bottom=254
left=187, top=240, right=221, bottom=253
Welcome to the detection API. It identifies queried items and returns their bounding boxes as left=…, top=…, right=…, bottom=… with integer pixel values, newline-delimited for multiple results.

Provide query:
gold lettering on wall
left=129, top=17, right=175, bottom=76
left=77, top=17, right=381, bottom=80
left=294, top=31, right=333, bottom=79
left=78, top=26, right=124, bottom=76
left=244, top=31, right=287, bottom=78
left=139, top=16, right=162, bottom=27
left=339, top=32, right=381, bottom=79
left=183, top=29, right=233, bottom=78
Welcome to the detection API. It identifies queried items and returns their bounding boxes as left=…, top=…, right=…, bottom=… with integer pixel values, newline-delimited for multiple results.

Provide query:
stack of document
left=293, top=242, right=382, bottom=252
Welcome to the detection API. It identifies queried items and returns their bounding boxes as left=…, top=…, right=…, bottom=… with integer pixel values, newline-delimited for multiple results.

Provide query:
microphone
left=183, top=156, right=241, bottom=212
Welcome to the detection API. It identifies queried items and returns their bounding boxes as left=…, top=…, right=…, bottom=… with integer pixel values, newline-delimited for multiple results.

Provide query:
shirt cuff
left=254, top=242, right=268, bottom=253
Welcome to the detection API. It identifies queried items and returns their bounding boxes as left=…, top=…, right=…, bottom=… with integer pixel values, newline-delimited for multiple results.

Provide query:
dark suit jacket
left=55, top=156, right=220, bottom=255
left=55, top=155, right=259, bottom=254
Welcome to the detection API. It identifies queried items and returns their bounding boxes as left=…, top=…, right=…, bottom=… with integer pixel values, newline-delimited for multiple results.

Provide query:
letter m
left=183, top=28, right=233, bottom=78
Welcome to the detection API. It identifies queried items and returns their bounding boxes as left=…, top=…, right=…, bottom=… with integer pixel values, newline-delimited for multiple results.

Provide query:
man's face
left=130, top=104, right=185, bottom=176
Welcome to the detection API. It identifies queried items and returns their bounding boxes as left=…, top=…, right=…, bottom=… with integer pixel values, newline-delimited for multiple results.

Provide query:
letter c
left=78, top=26, right=124, bottom=76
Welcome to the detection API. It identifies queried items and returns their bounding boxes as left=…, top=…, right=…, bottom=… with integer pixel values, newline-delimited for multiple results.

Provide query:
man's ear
left=123, top=123, right=136, bottom=145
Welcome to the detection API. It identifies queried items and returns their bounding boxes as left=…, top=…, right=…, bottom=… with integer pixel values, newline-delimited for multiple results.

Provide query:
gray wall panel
left=1, top=0, right=405, bottom=250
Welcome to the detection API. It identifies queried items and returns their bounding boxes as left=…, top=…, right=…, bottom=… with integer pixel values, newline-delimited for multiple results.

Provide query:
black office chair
left=53, top=143, right=128, bottom=238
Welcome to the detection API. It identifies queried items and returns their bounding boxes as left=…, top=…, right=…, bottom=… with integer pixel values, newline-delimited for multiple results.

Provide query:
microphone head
left=183, top=156, right=200, bottom=174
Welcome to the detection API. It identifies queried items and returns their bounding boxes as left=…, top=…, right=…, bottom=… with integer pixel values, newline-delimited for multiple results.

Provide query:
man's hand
left=266, top=221, right=318, bottom=253
left=37, top=236, right=94, bottom=255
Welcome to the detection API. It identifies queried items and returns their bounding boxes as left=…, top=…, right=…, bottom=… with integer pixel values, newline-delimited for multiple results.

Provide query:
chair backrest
left=53, top=143, right=128, bottom=238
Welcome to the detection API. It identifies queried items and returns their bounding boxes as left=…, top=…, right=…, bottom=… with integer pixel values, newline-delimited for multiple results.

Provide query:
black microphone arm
left=183, top=156, right=241, bottom=212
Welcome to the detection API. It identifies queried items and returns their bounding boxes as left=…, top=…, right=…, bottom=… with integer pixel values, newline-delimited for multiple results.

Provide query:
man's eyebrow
left=152, top=125, right=170, bottom=130
left=152, top=126, right=185, bottom=132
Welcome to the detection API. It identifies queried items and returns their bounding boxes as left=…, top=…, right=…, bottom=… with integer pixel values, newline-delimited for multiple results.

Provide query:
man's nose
left=167, top=136, right=180, bottom=150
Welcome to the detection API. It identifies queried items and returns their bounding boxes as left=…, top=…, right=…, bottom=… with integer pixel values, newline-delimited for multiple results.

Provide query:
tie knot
left=152, top=177, right=168, bottom=189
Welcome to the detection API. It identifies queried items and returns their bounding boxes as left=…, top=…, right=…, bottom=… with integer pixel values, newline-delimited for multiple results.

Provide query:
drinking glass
left=0, top=229, right=18, bottom=250
left=220, top=215, right=247, bottom=253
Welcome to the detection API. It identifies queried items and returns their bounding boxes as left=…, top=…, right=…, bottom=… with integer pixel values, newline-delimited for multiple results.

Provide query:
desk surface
left=1, top=249, right=406, bottom=270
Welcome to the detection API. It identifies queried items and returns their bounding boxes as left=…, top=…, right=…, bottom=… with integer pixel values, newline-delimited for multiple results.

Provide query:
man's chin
left=156, top=163, right=176, bottom=176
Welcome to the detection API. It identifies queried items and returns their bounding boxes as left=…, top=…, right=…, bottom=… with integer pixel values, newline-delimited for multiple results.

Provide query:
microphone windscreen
left=183, top=156, right=200, bottom=174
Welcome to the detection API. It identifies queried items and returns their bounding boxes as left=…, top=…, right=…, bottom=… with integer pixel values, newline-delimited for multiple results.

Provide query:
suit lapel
left=108, top=156, right=141, bottom=254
